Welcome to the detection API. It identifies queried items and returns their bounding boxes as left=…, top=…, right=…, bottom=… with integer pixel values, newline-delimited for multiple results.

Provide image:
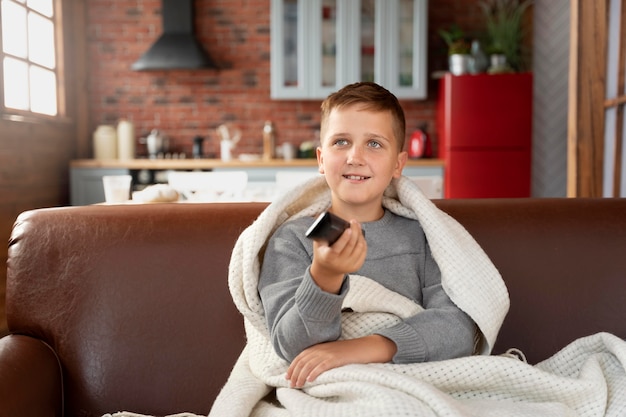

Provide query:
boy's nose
left=347, top=146, right=365, bottom=165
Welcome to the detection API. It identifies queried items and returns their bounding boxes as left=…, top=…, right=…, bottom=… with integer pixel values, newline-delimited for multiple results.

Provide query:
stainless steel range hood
left=132, top=0, right=217, bottom=71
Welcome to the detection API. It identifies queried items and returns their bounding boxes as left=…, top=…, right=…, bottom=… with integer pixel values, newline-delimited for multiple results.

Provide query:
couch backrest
left=6, top=198, right=626, bottom=415
left=7, top=202, right=266, bottom=416
left=435, top=198, right=626, bottom=362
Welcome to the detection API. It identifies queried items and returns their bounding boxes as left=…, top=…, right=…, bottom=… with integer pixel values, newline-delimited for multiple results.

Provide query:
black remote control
left=305, top=211, right=350, bottom=246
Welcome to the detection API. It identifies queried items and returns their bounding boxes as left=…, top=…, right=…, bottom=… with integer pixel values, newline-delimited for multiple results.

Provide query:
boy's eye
left=368, top=140, right=382, bottom=148
left=333, top=138, right=349, bottom=147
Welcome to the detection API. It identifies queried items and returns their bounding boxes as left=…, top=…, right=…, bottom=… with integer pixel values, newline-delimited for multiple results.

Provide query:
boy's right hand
left=286, top=334, right=397, bottom=388
left=310, top=220, right=367, bottom=294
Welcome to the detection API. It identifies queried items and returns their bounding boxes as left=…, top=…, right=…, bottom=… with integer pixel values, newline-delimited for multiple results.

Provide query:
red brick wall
left=86, top=0, right=486, bottom=158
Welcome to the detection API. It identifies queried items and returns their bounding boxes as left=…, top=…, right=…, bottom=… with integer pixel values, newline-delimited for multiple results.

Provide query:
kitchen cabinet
left=437, top=73, right=533, bottom=198
left=70, top=167, right=128, bottom=206
left=69, top=159, right=444, bottom=205
left=270, top=0, right=427, bottom=100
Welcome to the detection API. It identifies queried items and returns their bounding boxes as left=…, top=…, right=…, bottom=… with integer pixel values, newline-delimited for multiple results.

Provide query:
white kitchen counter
left=70, top=158, right=445, bottom=205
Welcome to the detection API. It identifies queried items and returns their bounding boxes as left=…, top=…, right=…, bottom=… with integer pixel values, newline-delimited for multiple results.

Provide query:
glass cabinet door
left=388, top=0, right=427, bottom=99
left=282, top=0, right=298, bottom=88
left=271, top=0, right=308, bottom=99
left=271, top=0, right=339, bottom=99
left=320, top=0, right=337, bottom=88
left=309, top=0, right=341, bottom=98
left=271, top=0, right=427, bottom=100
left=399, top=0, right=415, bottom=87
left=359, top=0, right=376, bottom=83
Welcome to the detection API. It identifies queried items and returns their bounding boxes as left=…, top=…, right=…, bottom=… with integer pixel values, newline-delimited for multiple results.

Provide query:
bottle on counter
left=93, top=125, right=117, bottom=160
left=263, top=120, right=275, bottom=161
left=193, top=136, right=204, bottom=159
left=116, top=119, right=136, bottom=160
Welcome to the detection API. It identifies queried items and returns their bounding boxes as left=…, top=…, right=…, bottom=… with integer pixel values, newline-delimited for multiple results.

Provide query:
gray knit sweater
left=258, top=209, right=476, bottom=364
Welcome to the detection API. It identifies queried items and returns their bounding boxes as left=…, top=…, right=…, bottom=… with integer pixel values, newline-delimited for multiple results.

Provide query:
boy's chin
left=333, top=191, right=382, bottom=206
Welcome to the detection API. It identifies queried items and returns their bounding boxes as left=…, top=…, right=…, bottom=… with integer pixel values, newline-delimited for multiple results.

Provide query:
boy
left=258, top=82, right=476, bottom=389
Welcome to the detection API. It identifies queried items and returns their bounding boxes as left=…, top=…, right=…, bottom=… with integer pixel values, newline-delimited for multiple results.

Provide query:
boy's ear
left=393, top=151, right=408, bottom=178
left=316, top=147, right=325, bottom=174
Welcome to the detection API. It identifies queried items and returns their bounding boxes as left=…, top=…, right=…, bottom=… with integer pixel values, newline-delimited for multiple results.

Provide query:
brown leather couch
left=1, top=198, right=625, bottom=417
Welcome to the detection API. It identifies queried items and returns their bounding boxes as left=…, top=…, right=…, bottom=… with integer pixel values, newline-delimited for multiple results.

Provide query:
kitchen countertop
left=70, top=158, right=444, bottom=170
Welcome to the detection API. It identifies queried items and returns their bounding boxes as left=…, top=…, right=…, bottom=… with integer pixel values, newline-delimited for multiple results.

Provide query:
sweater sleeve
left=258, top=222, right=349, bottom=362
left=374, top=240, right=476, bottom=364
left=375, top=286, right=476, bottom=363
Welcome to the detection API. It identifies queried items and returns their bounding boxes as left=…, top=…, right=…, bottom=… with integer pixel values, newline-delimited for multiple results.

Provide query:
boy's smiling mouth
left=344, top=175, right=370, bottom=181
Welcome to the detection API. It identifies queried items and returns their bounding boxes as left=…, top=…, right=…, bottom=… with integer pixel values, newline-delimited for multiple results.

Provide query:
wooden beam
left=62, top=0, right=91, bottom=159
left=611, top=0, right=626, bottom=197
left=567, top=0, right=608, bottom=197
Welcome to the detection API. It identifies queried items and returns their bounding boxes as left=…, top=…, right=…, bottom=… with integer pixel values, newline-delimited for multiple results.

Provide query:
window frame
left=0, top=0, right=66, bottom=123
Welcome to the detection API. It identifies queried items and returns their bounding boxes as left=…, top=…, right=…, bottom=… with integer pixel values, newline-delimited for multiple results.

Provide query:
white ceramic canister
left=117, top=119, right=136, bottom=160
left=93, top=125, right=117, bottom=160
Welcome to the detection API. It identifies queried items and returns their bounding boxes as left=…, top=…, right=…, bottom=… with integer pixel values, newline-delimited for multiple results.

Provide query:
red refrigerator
left=437, top=73, right=533, bottom=198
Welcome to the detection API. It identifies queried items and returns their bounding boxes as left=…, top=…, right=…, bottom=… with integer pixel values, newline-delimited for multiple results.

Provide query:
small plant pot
left=449, top=54, right=471, bottom=76
left=489, top=54, right=508, bottom=72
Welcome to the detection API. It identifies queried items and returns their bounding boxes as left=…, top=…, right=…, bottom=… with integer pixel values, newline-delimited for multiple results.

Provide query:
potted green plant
left=438, top=24, right=472, bottom=75
left=479, top=0, right=533, bottom=73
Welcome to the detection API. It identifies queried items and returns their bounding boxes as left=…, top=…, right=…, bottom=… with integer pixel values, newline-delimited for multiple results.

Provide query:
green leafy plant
left=479, top=0, right=533, bottom=71
left=438, top=24, right=471, bottom=55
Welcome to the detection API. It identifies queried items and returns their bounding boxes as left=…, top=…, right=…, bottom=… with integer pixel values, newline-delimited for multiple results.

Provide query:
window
left=1, top=0, right=59, bottom=117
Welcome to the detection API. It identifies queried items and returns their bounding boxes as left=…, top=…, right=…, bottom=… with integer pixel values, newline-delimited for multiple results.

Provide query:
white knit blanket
left=106, top=176, right=626, bottom=417
left=228, top=175, right=510, bottom=353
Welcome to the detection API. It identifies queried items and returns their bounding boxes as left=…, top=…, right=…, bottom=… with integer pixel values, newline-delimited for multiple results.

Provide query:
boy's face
left=317, top=104, right=407, bottom=220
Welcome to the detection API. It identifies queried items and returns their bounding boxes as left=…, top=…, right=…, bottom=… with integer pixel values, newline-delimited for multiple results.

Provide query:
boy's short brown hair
left=320, top=82, right=406, bottom=151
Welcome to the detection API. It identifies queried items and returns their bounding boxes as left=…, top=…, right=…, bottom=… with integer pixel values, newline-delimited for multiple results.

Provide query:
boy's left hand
left=285, top=335, right=397, bottom=389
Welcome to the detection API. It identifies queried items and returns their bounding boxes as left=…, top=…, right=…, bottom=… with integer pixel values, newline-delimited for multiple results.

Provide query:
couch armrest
left=0, top=334, right=63, bottom=417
